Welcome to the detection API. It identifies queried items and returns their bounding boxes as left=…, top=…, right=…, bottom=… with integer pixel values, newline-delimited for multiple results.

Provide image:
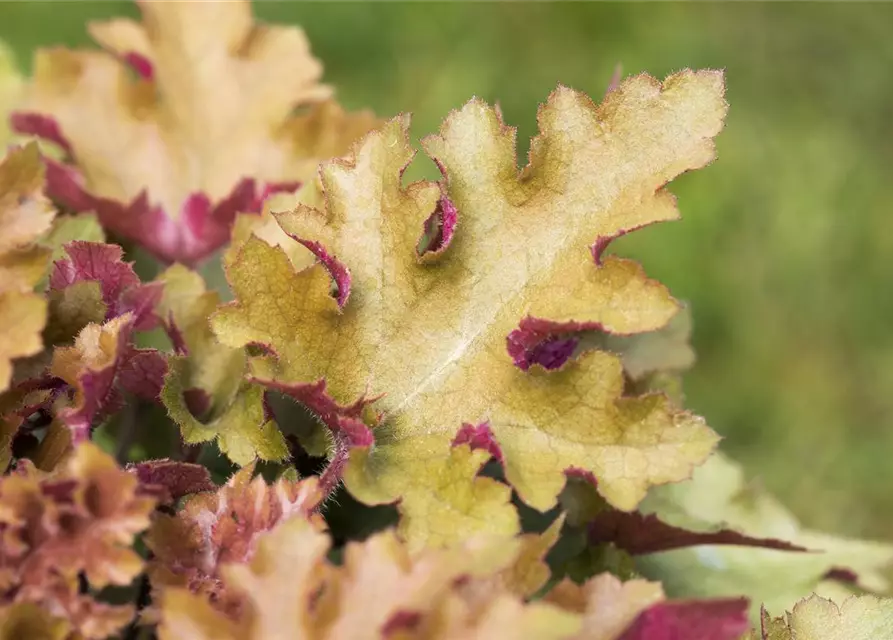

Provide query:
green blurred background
left=2, top=2, right=892, bottom=538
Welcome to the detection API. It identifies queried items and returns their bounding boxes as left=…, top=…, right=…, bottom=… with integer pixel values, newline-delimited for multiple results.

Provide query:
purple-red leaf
left=417, top=194, right=458, bottom=257
left=51, top=241, right=161, bottom=330
left=50, top=316, right=166, bottom=443
left=117, top=348, right=168, bottom=400
left=9, top=112, right=73, bottom=156
left=291, top=237, right=352, bottom=309
left=41, top=158, right=299, bottom=266
left=147, top=467, right=324, bottom=619
left=129, top=459, right=215, bottom=504
left=507, top=324, right=582, bottom=371
left=452, top=421, right=504, bottom=463
left=588, top=510, right=809, bottom=556
left=619, top=598, right=750, bottom=640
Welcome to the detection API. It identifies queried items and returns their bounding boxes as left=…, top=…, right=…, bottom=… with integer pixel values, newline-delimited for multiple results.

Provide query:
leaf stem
left=317, top=436, right=351, bottom=499
left=114, top=398, right=139, bottom=464
left=121, top=570, right=151, bottom=640
left=180, top=441, right=204, bottom=464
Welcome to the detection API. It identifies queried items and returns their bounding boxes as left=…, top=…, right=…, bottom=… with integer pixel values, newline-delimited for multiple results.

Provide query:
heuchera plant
left=1, top=2, right=891, bottom=639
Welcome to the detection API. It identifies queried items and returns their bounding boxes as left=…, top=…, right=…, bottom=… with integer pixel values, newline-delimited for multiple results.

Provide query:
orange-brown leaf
left=147, top=465, right=323, bottom=619
left=0, top=443, right=156, bottom=639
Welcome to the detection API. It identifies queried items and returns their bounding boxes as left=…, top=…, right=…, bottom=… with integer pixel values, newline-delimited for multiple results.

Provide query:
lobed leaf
left=156, top=512, right=753, bottom=640
left=213, top=71, right=727, bottom=546
left=161, top=357, right=287, bottom=466
left=36, top=219, right=106, bottom=345
left=50, top=313, right=166, bottom=445
left=50, top=241, right=162, bottom=331
left=13, top=1, right=378, bottom=264
left=1, top=231, right=166, bottom=465
left=147, top=465, right=324, bottom=619
left=158, top=517, right=579, bottom=640
left=156, top=264, right=246, bottom=421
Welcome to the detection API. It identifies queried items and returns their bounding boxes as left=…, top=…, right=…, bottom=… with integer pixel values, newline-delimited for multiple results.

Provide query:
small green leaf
left=44, top=280, right=106, bottom=346
left=41, top=214, right=105, bottom=262
left=162, top=357, right=288, bottom=466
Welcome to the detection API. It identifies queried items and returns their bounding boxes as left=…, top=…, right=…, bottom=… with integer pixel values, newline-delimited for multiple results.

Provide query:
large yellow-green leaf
left=213, top=71, right=726, bottom=546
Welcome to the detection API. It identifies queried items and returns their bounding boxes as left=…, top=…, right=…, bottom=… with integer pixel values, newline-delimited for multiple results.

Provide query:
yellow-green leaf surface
left=757, top=595, right=893, bottom=640
left=499, top=515, right=565, bottom=598
left=41, top=213, right=105, bottom=262
left=157, top=265, right=246, bottom=412
left=637, top=451, right=893, bottom=619
left=161, top=357, right=287, bottom=466
left=0, top=603, right=70, bottom=640
left=0, top=291, right=47, bottom=393
left=213, top=71, right=726, bottom=545
left=229, top=194, right=320, bottom=272
left=0, top=144, right=54, bottom=392
left=44, top=281, right=106, bottom=347
left=397, top=444, right=519, bottom=551
left=30, top=216, right=108, bottom=347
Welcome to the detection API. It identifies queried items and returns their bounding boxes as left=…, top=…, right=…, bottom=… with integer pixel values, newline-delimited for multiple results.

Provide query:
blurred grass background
left=2, top=2, right=892, bottom=538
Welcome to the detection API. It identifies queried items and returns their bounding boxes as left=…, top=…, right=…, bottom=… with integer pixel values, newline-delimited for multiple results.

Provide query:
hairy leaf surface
left=148, top=465, right=323, bottom=618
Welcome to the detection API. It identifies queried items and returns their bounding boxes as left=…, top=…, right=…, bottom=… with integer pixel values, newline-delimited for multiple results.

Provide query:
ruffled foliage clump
left=0, top=2, right=891, bottom=638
